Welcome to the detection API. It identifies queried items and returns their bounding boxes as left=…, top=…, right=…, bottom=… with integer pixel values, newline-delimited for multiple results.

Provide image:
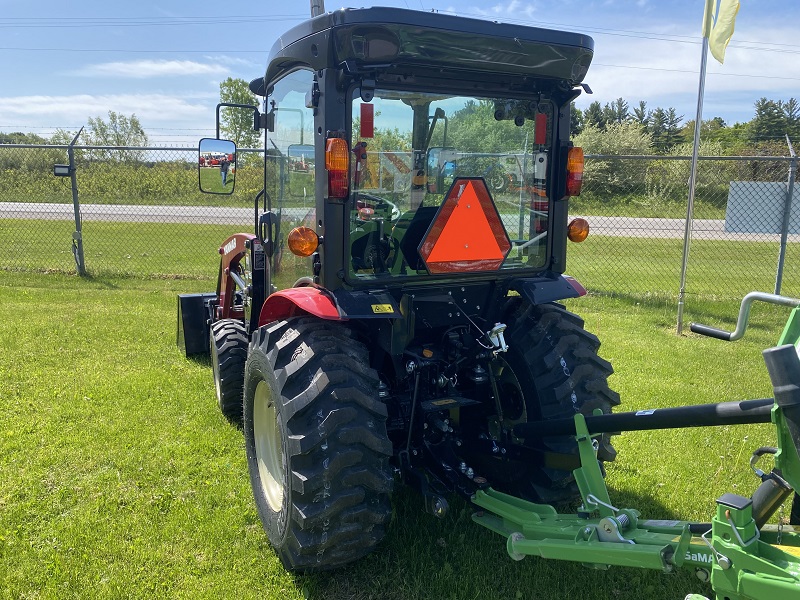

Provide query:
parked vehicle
left=175, top=9, right=800, bottom=599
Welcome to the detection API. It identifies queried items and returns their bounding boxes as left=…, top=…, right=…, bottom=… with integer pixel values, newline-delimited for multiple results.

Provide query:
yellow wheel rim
left=253, top=380, right=284, bottom=512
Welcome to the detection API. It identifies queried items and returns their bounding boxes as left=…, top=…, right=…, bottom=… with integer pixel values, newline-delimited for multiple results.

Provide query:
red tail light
left=566, top=147, right=584, bottom=197
left=325, top=138, right=349, bottom=198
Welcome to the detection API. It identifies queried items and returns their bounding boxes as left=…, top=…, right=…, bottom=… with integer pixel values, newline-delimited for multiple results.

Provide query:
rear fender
left=258, top=287, right=343, bottom=326
left=515, top=275, right=586, bottom=305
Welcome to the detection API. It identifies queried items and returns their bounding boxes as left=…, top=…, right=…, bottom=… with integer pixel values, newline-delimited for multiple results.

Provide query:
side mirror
left=288, top=144, right=315, bottom=174
left=286, top=144, right=315, bottom=198
left=199, top=138, right=237, bottom=195
left=426, top=147, right=457, bottom=194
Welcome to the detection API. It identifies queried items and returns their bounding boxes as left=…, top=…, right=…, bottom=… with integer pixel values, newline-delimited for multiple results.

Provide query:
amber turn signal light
left=567, top=218, right=589, bottom=242
left=287, top=226, right=319, bottom=257
left=566, top=147, right=584, bottom=197
left=325, top=137, right=349, bottom=198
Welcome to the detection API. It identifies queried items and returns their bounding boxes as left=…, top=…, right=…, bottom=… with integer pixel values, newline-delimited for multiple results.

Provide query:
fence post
left=776, top=139, right=797, bottom=295
left=676, top=34, right=711, bottom=335
left=68, top=128, right=86, bottom=276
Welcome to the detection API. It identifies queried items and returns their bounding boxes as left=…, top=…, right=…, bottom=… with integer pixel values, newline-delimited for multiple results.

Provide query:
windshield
left=348, top=88, right=553, bottom=281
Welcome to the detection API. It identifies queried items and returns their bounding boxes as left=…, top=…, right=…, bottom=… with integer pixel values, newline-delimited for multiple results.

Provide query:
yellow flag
left=707, top=0, right=741, bottom=64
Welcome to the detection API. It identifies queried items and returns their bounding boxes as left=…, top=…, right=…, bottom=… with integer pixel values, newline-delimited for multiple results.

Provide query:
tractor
left=178, top=6, right=617, bottom=572
left=177, top=8, right=800, bottom=597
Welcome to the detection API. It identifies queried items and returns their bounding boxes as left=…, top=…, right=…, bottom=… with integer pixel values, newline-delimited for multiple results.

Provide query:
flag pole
left=677, top=0, right=715, bottom=335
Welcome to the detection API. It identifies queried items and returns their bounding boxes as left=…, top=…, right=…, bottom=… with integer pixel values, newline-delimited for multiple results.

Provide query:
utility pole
left=310, top=0, right=324, bottom=17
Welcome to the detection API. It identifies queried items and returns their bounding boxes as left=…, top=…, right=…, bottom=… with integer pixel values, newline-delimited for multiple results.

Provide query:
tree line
left=1, top=79, right=797, bottom=160
left=572, top=96, right=800, bottom=155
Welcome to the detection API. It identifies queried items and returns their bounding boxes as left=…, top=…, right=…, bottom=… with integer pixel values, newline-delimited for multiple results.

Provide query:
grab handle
left=690, top=292, right=800, bottom=342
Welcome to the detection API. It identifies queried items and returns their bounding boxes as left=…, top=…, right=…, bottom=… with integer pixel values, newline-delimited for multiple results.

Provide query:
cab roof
left=252, top=7, right=593, bottom=95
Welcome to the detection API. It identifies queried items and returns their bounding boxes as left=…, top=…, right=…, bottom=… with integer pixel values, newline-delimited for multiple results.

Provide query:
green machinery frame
left=472, top=295, right=800, bottom=600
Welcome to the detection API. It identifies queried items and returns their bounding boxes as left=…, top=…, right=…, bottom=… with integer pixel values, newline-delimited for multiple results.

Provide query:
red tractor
left=178, top=7, right=617, bottom=572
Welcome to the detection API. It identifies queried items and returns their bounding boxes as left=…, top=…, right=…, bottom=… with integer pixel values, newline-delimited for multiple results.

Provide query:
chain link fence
left=571, top=155, right=799, bottom=305
left=1, top=143, right=797, bottom=323
left=0, top=144, right=266, bottom=279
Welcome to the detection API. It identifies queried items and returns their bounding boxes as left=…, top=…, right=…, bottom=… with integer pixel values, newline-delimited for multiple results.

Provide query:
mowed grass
left=570, top=233, right=800, bottom=304
left=0, top=219, right=312, bottom=290
left=5, top=216, right=800, bottom=308
left=199, top=166, right=236, bottom=195
left=0, top=264, right=790, bottom=599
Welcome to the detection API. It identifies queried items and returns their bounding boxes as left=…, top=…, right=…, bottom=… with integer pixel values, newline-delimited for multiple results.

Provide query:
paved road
left=2, top=202, right=797, bottom=242
left=0, top=202, right=308, bottom=226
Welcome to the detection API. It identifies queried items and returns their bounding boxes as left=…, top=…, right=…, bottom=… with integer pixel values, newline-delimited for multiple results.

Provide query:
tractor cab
left=251, top=7, right=591, bottom=302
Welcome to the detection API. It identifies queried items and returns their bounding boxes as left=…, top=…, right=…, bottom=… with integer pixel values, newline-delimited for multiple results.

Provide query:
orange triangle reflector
left=418, top=178, right=511, bottom=274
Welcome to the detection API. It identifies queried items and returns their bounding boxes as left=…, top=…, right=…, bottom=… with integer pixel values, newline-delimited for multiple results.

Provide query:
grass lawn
left=0, top=268, right=789, bottom=599
left=199, top=166, right=236, bottom=195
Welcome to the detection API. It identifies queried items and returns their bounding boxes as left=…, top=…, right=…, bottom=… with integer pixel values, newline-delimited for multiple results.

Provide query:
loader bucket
left=177, top=293, right=217, bottom=356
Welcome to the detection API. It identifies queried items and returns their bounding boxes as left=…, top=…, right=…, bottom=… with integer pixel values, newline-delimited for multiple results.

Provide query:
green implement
left=472, top=294, right=800, bottom=600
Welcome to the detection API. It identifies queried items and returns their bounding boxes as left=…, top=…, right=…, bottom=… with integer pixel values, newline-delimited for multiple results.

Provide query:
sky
left=1, top=0, right=798, bottom=147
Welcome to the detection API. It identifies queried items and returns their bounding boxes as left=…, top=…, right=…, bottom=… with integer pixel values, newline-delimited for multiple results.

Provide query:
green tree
left=445, top=99, right=529, bottom=153
left=0, top=131, right=48, bottom=144
left=603, top=97, right=629, bottom=125
left=85, top=111, right=148, bottom=161
left=573, top=121, right=654, bottom=196
left=570, top=103, right=584, bottom=135
left=662, top=107, right=684, bottom=149
left=219, top=77, right=262, bottom=149
left=748, top=97, right=786, bottom=143
left=781, top=98, right=800, bottom=143
left=632, top=101, right=649, bottom=128
left=49, top=129, right=77, bottom=145
left=647, top=139, right=738, bottom=206
left=679, top=117, right=727, bottom=145
left=583, top=101, right=606, bottom=130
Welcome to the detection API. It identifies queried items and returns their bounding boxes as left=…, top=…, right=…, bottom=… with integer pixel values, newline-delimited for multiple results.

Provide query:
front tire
left=243, top=318, right=393, bottom=572
left=210, top=319, right=248, bottom=424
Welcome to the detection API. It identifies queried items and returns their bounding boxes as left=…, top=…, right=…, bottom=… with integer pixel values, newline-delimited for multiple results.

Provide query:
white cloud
left=442, top=0, right=538, bottom=21
left=203, top=55, right=260, bottom=69
left=574, top=25, right=800, bottom=124
left=0, top=93, right=218, bottom=141
left=72, top=59, right=228, bottom=79
left=468, top=0, right=539, bottom=19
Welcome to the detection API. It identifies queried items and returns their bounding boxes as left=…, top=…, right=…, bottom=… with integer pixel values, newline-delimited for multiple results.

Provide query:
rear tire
left=486, top=301, right=620, bottom=503
left=210, top=319, right=248, bottom=424
left=243, top=318, right=393, bottom=572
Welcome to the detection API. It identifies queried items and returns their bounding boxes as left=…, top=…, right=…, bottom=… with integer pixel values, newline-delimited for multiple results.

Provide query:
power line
left=1, top=11, right=799, bottom=53
left=0, top=14, right=304, bottom=20
left=1, top=33, right=797, bottom=60
left=0, top=15, right=306, bottom=29
left=592, top=63, right=800, bottom=83
left=0, top=47, right=264, bottom=53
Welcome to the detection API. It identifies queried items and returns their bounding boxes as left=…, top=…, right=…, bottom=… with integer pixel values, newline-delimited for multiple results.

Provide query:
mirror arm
left=215, top=102, right=260, bottom=139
